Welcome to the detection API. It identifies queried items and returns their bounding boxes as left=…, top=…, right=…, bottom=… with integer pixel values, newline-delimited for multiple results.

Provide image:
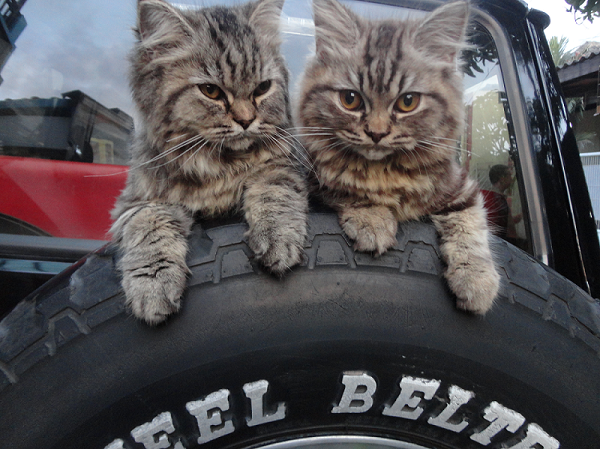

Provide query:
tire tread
left=0, top=213, right=598, bottom=391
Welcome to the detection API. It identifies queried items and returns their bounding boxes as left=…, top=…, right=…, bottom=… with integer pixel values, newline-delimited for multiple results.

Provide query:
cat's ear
left=414, top=1, right=470, bottom=63
left=249, top=0, right=285, bottom=45
left=136, top=0, right=192, bottom=47
left=312, top=0, right=361, bottom=62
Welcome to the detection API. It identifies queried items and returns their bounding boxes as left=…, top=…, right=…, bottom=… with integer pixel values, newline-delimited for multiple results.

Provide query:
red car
left=0, top=90, right=130, bottom=240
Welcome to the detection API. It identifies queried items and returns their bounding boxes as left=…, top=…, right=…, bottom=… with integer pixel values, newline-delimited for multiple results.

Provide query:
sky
left=525, top=0, right=600, bottom=50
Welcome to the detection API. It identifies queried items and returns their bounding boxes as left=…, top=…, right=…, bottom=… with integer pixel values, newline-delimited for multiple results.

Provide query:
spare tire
left=0, top=212, right=598, bottom=449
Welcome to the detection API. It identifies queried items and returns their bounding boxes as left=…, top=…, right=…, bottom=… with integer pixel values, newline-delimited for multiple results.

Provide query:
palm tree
left=548, top=36, right=572, bottom=67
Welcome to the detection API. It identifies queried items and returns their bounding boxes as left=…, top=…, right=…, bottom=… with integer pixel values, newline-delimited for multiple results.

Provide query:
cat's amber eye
left=395, top=93, right=421, bottom=113
left=253, top=80, right=272, bottom=97
left=339, top=90, right=363, bottom=111
left=199, top=84, right=224, bottom=100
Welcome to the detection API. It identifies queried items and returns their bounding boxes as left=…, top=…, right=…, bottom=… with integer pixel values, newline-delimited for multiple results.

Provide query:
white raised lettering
left=243, top=379, right=286, bottom=426
left=383, top=376, right=440, bottom=420
left=331, top=372, right=377, bottom=413
left=104, top=439, right=126, bottom=449
left=427, top=385, right=474, bottom=432
left=186, top=389, right=235, bottom=444
left=507, top=423, right=560, bottom=449
left=470, top=401, right=525, bottom=446
left=130, top=412, right=184, bottom=449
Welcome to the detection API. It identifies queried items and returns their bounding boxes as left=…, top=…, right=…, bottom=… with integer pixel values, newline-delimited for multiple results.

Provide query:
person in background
left=489, top=164, right=523, bottom=244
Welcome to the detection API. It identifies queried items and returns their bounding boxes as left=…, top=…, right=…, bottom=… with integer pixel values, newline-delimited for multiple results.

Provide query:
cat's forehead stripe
left=197, top=8, right=263, bottom=86
left=362, top=24, right=405, bottom=95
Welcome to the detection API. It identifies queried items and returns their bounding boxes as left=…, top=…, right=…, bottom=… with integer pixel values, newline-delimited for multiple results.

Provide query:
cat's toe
left=447, top=263, right=499, bottom=315
left=353, top=229, right=397, bottom=255
left=255, top=233, right=304, bottom=275
left=122, top=270, right=186, bottom=325
left=247, top=223, right=306, bottom=275
left=128, top=294, right=181, bottom=325
left=340, top=207, right=397, bottom=255
left=261, top=242, right=303, bottom=276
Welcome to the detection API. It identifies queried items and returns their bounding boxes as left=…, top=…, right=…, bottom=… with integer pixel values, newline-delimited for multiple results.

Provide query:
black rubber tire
left=0, top=212, right=599, bottom=449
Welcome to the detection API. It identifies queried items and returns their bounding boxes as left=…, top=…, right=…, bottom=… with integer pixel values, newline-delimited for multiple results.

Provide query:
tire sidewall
left=4, top=265, right=596, bottom=449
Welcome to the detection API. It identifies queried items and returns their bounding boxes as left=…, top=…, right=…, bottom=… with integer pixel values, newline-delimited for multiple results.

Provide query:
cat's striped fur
left=111, top=0, right=308, bottom=324
left=297, top=0, right=499, bottom=313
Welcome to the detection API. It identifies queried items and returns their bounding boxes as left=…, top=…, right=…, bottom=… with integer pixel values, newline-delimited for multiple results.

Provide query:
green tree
left=566, top=0, right=600, bottom=22
left=548, top=36, right=572, bottom=66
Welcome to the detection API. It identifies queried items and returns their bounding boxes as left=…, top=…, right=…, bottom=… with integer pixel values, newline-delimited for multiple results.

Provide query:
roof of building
left=559, top=41, right=600, bottom=69
left=557, top=41, right=600, bottom=95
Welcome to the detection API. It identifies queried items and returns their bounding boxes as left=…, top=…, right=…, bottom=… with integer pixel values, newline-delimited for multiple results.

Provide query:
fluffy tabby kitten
left=297, top=0, right=499, bottom=314
left=111, top=0, right=308, bottom=324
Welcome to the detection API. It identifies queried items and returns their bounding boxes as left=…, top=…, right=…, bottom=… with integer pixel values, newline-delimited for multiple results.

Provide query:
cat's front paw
left=121, top=263, right=188, bottom=325
left=340, top=206, right=397, bottom=255
left=247, top=221, right=306, bottom=275
left=446, top=260, right=499, bottom=315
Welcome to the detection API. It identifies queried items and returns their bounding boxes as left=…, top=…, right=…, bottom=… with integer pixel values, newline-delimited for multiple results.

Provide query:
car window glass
left=0, top=0, right=531, bottom=257
left=460, top=24, right=531, bottom=253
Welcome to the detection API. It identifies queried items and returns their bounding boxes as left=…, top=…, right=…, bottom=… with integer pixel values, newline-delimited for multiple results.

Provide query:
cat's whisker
left=287, top=126, right=336, bottom=131
left=85, top=138, right=204, bottom=177
left=291, top=133, right=335, bottom=138
left=305, top=137, right=338, bottom=146
left=206, top=144, right=216, bottom=160
left=318, top=140, right=349, bottom=156
left=266, top=136, right=299, bottom=169
left=164, top=134, right=205, bottom=154
left=279, top=144, right=314, bottom=173
left=273, top=127, right=304, bottom=146
left=418, top=138, right=459, bottom=148
left=325, top=141, right=347, bottom=151
left=273, top=129, right=316, bottom=171
left=427, top=136, right=461, bottom=142
left=273, top=126, right=314, bottom=149
left=212, top=138, right=225, bottom=160
left=311, top=142, right=346, bottom=156
left=150, top=143, right=200, bottom=169
left=134, top=134, right=204, bottom=168
left=419, top=137, right=461, bottom=147
left=418, top=143, right=476, bottom=161
left=418, top=142, right=461, bottom=153
left=180, top=140, right=210, bottom=169
left=143, top=135, right=207, bottom=170
left=418, top=139, right=466, bottom=155
left=269, top=130, right=322, bottom=181
left=267, top=134, right=315, bottom=173
left=399, top=146, right=425, bottom=177
left=166, top=134, right=189, bottom=143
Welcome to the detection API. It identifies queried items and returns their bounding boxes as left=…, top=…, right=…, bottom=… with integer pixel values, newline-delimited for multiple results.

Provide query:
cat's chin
left=225, top=137, right=255, bottom=151
left=356, top=148, right=394, bottom=161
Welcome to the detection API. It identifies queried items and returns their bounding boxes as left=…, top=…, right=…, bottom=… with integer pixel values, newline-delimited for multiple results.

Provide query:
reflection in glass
left=460, top=24, right=530, bottom=252
left=0, top=1, right=135, bottom=165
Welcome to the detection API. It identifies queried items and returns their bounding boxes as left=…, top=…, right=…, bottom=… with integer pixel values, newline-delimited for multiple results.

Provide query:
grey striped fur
left=111, top=0, right=308, bottom=324
left=296, top=0, right=499, bottom=314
